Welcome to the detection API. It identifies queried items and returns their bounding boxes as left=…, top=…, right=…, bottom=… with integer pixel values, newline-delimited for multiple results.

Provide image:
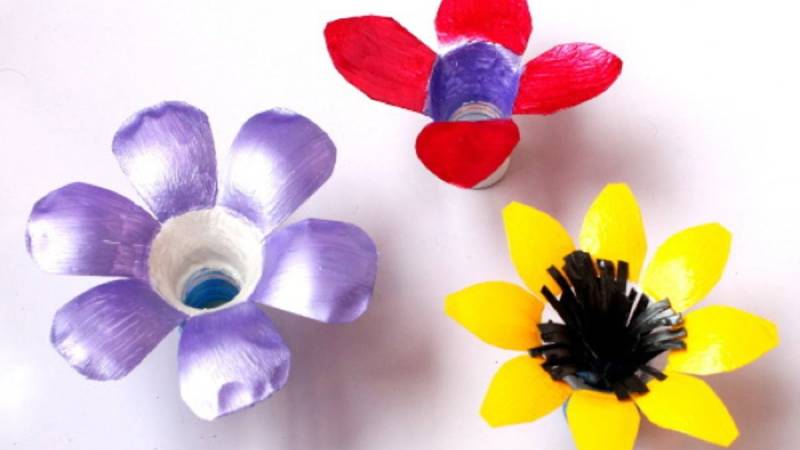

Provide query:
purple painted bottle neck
left=426, top=41, right=522, bottom=122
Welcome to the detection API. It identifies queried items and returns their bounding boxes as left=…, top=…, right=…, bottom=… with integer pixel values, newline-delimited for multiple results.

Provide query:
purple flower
left=26, top=102, right=378, bottom=420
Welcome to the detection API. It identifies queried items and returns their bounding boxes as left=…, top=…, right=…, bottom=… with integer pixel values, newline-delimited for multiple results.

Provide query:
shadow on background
left=636, top=359, right=787, bottom=449
left=264, top=221, right=439, bottom=449
left=494, top=107, right=674, bottom=224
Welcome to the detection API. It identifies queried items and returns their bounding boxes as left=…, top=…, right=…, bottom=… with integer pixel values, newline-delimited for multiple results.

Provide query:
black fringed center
left=528, top=251, right=686, bottom=400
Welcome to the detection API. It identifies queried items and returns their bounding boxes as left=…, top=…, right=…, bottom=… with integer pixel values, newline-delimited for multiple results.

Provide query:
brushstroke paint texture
left=219, top=109, right=336, bottom=234
left=178, top=303, right=290, bottom=420
left=325, top=16, right=437, bottom=113
left=435, top=0, right=532, bottom=55
left=51, top=279, right=186, bottom=380
left=26, top=182, right=159, bottom=280
left=416, top=119, right=519, bottom=188
left=112, top=102, right=218, bottom=222
left=427, top=42, right=521, bottom=121
left=514, top=43, right=622, bottom=115
left=249, top=219, right=378, bottom=323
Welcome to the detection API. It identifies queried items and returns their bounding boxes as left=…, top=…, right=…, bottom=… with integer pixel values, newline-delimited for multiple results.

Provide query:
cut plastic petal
left=641, top=223, right=731, bottom=312
left=436, top=0, right=532, bottom=55
left=503, top=202, right=575, bottom=295
left=446, top=281, right=543, bottom=350
left=218, top=109, right=336, bottom=233
left=416, top=119, right=519, bottom=188
left=325, top=16, right=437, bottom=113
left=249, top=219, right=377, bottom=323
left=178, top=302, right=291, bottom=420
left=481, top=355, right=571, bottom=427
left=26, top=183, right=159, bottom=280
left=579, top=183, right=646, bottom=282
left=51, top=279, right=186, bottom=380
left=567, top=391, right=640, bottom=450
left=634, top=372, right=738, bottom=447
left=112, top=102, right=217, bottom=222
left=514, top=43, right=622, bottom=115
left=667, top=305, right=778, bottom=375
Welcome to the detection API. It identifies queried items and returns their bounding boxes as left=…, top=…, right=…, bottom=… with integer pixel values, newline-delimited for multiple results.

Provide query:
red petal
left=435, top=0, right=532, bottom=55
left=416, top=120, right=519, bottom=188
left=513, top=43, right=622, bottom=115
left=325, top=16, right=437, bottom=113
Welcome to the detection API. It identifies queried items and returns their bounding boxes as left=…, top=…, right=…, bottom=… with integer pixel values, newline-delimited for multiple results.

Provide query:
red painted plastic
left=416, top=119, right=520, bottom=188
left=325, top=16, right=437, bottom=113
left=435, top=0, right=532, bottom=55
left=514, top=43, right=623, bottom=115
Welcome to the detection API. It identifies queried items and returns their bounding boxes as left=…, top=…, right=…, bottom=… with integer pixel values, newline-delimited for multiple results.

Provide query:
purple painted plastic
left=427, top=42, right=522, bottom=121
left=249, top=218, right=377, bottom=323
left=177, top=303, right=291, bottom=420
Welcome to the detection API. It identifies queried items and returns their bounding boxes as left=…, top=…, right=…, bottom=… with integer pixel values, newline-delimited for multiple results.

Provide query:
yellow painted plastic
left=634, top=372, right=738, bottom=447
left=445, top=282, right=543, bottom=350
left=481, top=355, right=571, bottom=427
left=503, top=202, right=575, bottom=295
left=667, top=305, right=779, bottom=375
left=640, top=223, right=731, bottom=312
left=567, top=390, right=640, bottom=450
left=579, top=183, right=647, bottom=281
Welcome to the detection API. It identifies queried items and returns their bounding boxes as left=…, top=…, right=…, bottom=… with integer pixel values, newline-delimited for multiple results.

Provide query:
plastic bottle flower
left=446, top=184, right=778, bottom=449
left=324, top=0, right=622, bottom=189
left=26, top=102, right=378, bottom=420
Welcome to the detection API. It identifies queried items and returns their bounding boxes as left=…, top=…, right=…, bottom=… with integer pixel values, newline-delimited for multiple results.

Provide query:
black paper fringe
left=529, top=251, right=685, bottom=400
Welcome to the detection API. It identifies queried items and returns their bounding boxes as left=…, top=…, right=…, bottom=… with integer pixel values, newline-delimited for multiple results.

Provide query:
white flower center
left=148, top=208, right=263, bottom=315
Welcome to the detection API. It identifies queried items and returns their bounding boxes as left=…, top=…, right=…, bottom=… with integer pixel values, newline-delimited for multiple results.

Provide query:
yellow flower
left=446, top=183, right=778, bottom=449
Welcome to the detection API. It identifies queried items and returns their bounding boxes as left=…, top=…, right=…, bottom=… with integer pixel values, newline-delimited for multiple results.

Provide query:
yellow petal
left=567, top=390, right=640, bottom=450
left=579, top=183, right=647, bottom=281
left=445, top=282, right=543, bottom=350
left=640, top=223, right=731, bottom=312
left=634, top=372, right=738, bottom=447
left=503, top=202, right=575, bottom=295
left=481, top=355, right=571, bottom=427
left=667, top=305, right=778, bottom=375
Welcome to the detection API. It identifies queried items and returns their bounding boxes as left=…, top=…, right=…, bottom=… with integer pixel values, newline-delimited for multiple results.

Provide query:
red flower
left=325, top=0, right=622, bottom=188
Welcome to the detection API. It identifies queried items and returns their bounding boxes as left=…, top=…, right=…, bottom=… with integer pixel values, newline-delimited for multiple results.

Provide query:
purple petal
left=112, top=101, right=217, bottom=222
left=218, top=109, right=335, bottom=233
left=178, top=302, right=290, bottom=420
left=26, top=182, right=159, bottom=279
left=51, top=279, right=186, bottom=380
left=249, top=219, right=377, bottom=323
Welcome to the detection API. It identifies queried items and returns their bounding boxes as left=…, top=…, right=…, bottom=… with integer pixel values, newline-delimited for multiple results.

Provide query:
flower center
left=529, top=251, right=686, bottom=400
left=181, top=268, right=241, bottom=309
left=427, top=41, right=521, bottom=122
left=148, top=208, right=263, bottom=315
left=449, top=102, right=502, bottom=121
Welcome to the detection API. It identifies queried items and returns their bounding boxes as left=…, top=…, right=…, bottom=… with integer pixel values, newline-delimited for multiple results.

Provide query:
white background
left=1, top=0, right=798, bottom=449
